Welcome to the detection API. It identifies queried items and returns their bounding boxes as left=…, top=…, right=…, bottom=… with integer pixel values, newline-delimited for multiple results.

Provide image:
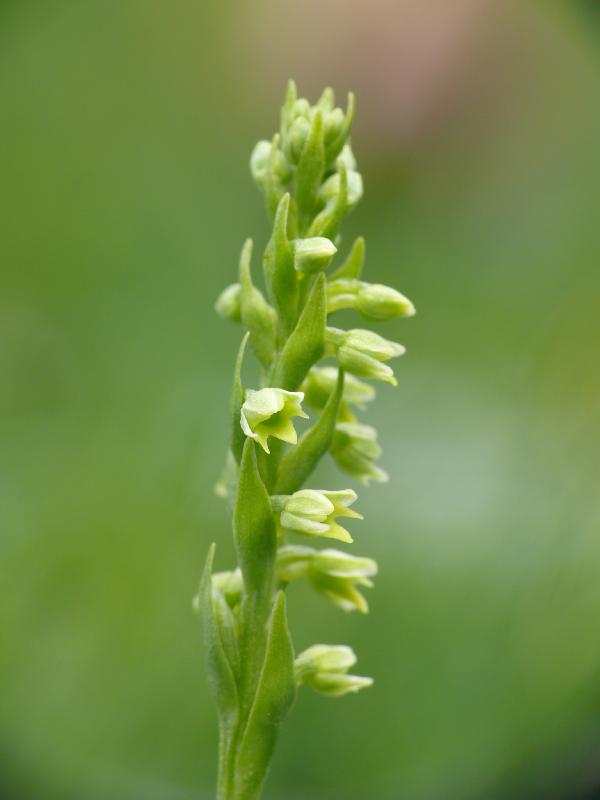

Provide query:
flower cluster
left=198, top=82, right=415, bottom=800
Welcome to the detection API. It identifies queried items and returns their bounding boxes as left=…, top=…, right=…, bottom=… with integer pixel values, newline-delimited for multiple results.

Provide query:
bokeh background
left=2, top=2, right=600, bottom=798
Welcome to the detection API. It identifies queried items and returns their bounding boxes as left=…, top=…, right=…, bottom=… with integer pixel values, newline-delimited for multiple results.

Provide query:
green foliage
left=203, top=81, right=415, bottom=799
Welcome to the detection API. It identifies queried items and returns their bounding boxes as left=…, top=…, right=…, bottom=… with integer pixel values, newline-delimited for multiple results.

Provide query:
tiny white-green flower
left=294, top=644, right=373, bottom=697
left=301, top=366, right=375, bottom=412
left=278, top=488, right=362, bottom=543
left=326, top=326, right=405, bottom=385
left=240, top=388, right=308, bottom=454
left=309, top=547, right=377, bottom=613
left=331, top=422, right=388, bottom=484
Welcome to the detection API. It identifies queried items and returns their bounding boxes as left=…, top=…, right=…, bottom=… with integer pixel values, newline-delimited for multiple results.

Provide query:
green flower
left=301, top=366, right=375, bottom=413
left=276, top=489, right=362, bottom=543
left=331, top=422, right=388, bottom=484
left=309, top=547, right=377, bottom=613
left=326, top=327, right=405, bottom=385
left=276, top=545, right=377, bottom=613
left=240, top=388, right=308, bottom=454
left=294, top=644, right=373, bottom=697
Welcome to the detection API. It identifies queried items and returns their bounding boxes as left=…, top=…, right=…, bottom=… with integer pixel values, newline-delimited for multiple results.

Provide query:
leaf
left=234, top=440, right=276, bottom=601
left=273, top=273, right=326, bottom=391
left=238, top=240, right=276, bottom=371
left=233, top=592, right=296, bottom=800
left=231, top=332, right=250, bottom=464
left=274, top=368, right=345, bottom=495
left=295, top=111, right=325, bottom=226
left=330, top=236, right=365, bottom=281
left=199, top=543, right=238, bottom=723
left=262, top=193, right=298, bottom=338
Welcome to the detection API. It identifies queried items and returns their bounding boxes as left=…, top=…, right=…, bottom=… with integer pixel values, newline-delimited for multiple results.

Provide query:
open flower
left=326, top=326, right=405, bottom=385
left=308, top=547, right=378, bottom=613
left=277, top=489, right=362, bottom=543
left=276, top=545, right=377, bottom=613
left=294, top=644, right=373, bottom=697
left=331, top=422, right=388, bottom=484
left=301, top=366, right=375, bottom=413
left=240, top=388, right=308, bottom=454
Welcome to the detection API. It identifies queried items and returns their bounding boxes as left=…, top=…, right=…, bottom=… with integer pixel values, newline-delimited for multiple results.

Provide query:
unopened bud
left=324, top=107, right=345, bottom=143
left=294, top=237, right=337, bottom=274
left=356, top=283, right=415, bottom=321
left=215, top=283, right=242, bottom=322
left=250, top=139, right=291, bottom=187
left=212, top=568, right=243, bottom=608
left=289, top=115, right=311, bottom=162
left=319, top=168, right=363, bottom=209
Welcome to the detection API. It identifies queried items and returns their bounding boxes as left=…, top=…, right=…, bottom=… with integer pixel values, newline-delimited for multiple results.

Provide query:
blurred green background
left=1, top=2, right=600, bottom=798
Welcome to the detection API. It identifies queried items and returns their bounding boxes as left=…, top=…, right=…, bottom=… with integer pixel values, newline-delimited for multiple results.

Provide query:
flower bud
left=319, top=168, right=363, bottom=209
left=215, top=283, right=242, bottom=322
left=301, top=366, right=375, bottom=412
left=330, top=422, right=388, bottom=484
left=293, top=237, right=337, bottom=274
left=250, top=139, right=291, bottom=187
left=356, top=283, right=415, bottom=321
left=240, top=388, right=308, bottom=454
left=327, top=278, right=415, bottom=321
left=249, top=140, right=272, bottom=186
left=212, top=568, right=243, bottom=608
left=294, top=644, right=373, bottom=697
left=338, top=143, right=357, bottom=172
left=277, top=488, right=362, bottom=543
left=324, top=107, right=345, bottom=144
left=289, top=115, right=311, bottom=162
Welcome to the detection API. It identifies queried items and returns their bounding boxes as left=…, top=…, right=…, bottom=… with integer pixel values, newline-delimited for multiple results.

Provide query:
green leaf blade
left=199, top=544, right=239, bottom=724
left=233, top=592, right=296, bottom=800
left=273, top=272, right=326, bottom=391
left=274, top=368, right=345, bottom=495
